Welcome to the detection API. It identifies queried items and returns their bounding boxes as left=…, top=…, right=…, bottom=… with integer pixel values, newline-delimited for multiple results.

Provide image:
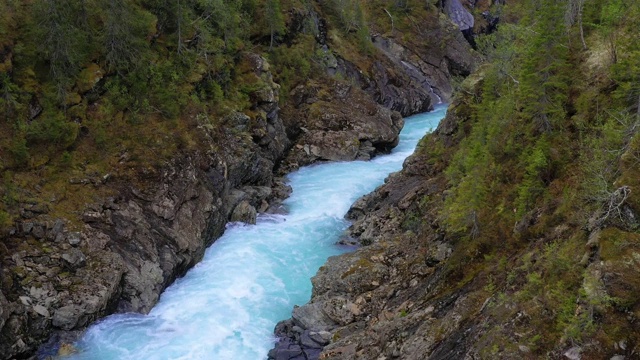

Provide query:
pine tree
left=266, top=0, right=285, bottom=50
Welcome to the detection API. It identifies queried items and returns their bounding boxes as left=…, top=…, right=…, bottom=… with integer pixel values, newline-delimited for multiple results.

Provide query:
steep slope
left=273, top=0, right=640, bottom=359
left=0, top=0, right=478, bottom=358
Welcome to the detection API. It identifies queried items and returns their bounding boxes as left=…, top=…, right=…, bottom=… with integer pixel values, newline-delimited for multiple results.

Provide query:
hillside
left=0, top=0, right=479, bottom=358
left=272, top=0, right=640, bottom=359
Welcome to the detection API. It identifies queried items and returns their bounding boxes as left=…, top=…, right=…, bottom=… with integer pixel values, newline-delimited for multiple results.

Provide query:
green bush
left=8, top=136, right=29, bottom=167
left=26, top=111, right=79, bottom=149
left=515, top=141, right=549, bottom=216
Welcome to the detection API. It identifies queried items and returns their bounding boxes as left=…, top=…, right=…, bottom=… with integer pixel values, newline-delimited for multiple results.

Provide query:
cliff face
left=0, top=1, right=480, bottom=358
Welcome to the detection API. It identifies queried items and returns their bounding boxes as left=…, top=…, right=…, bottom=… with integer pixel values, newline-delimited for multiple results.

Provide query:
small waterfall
left=431, top=86, right=444, bottom=104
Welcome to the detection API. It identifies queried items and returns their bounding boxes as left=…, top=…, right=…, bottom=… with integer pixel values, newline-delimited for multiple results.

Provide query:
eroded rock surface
left=281, top=81, right=405, bottom=169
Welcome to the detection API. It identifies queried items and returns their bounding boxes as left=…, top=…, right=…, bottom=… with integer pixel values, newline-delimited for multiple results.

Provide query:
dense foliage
left=433, top=0, right=640, bottom=355
left=3, top=0, right=426, bottom=230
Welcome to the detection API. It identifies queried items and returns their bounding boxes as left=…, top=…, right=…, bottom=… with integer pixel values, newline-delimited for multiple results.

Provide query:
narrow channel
left=66, top=106, right=446, bottom=360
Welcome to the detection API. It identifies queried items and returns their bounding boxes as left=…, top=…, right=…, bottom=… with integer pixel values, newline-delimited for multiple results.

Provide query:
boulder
left=230, top=200, right=257, bottom=225
left=52, top=305, right=84, bottom=330
left=61, top=249, right=86, bottom=269
left=445, top=0, right=475, bottom=31
left=66, top=232, right=82, bottom=246
left=33, top=305, right=50, bottom=318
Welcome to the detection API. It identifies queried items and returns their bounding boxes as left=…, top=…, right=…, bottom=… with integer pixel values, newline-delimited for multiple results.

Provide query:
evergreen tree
left=265, top=0, right=285, bottom=50
left=517, top=0, right=570, bottom=133
left=102, top=0, right=150, bottom=72
left=34, top=0, right=88, bottom=98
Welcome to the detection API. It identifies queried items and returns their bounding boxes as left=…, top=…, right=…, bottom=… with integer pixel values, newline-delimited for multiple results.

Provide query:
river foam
left=66, top=105, right=446, bottom=360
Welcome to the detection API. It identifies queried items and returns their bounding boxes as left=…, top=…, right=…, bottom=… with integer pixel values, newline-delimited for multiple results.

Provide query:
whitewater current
left=65, top=105, right=446, bottom=360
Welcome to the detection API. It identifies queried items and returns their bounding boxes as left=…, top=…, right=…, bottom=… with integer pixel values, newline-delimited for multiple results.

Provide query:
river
left=65, top=105, right=446, bottom=360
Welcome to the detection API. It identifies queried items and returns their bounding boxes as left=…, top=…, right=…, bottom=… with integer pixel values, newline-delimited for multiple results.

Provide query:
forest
left=429, top=0, right=640, bottom=355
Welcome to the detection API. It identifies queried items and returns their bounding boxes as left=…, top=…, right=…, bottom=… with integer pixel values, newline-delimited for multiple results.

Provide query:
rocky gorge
left=7, top=0, right=637, bottom=358
left=269, top=80, right=480, bottom=360
left=271, top=0, right=640, bottom=358
left=0, top=1, right=482, bottom=358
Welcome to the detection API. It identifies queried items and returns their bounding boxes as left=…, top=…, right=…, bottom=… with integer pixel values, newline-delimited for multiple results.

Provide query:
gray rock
left=434, top=242, right=452, bottom=262
left=30, top=286, right=48, bottom=299
left=62, top=249, right=86, bottom=269
left=0, top=292, right=8, bottom=330
left=33, top=304, right=50, bottom=318
left=310, top=331, right=331, bottom=345
left=274, top=346, right=303, bottom=360
left=22, top=222, right=34, bottom=234
left=67, top=232, right=82, bottom=246
left=242, top=186, right=272, bottom=204
left=226, top=189, right=248, bottom=211
left=230, top=200, right=257, bottom=224
left=52, top=305, right=83, bottom=330
left=292, top=302, right=335, bottom=331
left=19, top=296, right=32, bottom=306
left=150, top=194, right=177, bottom=220
left=31, top=224, right=46, bottom=239
left=300, top=331, right=324, bottom=348
left=11, top=252, right=24, bottom=266
left=445, top=0, right=475, bottom=31
left=303, top=348, right=322, bottom=359
left=48, top=219, right=65, bottom=240
left=306, top=131, right=360, bottom=162
left=120, top=260, right=164, bottom=313
left=322, top=296, right=356, bottom=325
left=564, top=346, right=582, bottom=360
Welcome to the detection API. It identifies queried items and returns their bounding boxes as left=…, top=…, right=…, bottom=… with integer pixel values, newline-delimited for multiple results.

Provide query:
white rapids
left=64, top=105, right=446, bottom=360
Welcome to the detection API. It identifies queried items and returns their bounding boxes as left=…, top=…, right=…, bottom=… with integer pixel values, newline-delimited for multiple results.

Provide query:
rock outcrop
left=445, top=0, right=475, bottom=32
left=280, top=80, right=404, bottom=169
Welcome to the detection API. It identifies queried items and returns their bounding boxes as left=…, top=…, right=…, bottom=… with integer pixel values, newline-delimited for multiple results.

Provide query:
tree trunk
left=270, top=29, right=274, bottom=51
left=177, top=0, right=182, bottom=54
left=637, top=89, right=640, bottom=120
left=578, top=0, right=587, bottom=50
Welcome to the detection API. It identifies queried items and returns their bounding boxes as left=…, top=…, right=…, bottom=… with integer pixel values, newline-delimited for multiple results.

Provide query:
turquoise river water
left=66, top=105, right=446, bottom=360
